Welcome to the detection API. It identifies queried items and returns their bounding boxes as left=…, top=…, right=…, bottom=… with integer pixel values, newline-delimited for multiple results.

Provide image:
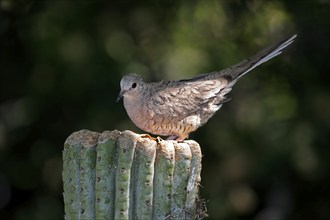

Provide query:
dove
left=117, top=34, right=297, bottom=141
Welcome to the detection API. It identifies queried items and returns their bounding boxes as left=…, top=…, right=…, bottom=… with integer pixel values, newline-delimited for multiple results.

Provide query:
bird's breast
left=123, top=98, right=147, bottom=128
left=123, top=97, right=200, bottom=137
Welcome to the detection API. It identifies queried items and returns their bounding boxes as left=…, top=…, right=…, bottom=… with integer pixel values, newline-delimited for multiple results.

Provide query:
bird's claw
left=140, top=134, right=157, bottom=141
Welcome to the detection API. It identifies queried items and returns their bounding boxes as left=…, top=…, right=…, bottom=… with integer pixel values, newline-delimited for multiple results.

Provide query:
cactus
left=63, top=130, right=206, bottom=220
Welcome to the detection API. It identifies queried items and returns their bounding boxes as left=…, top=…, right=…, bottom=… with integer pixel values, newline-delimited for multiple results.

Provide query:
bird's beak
left=116, top=90, right=125, bottom=102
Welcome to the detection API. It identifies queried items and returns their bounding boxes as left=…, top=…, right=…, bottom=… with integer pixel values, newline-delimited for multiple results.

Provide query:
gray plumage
left=117, top=34, right=297, bottom=141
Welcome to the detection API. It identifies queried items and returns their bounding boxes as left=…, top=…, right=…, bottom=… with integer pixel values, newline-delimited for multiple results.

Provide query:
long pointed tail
left=227, top=34, right=297, bottom=80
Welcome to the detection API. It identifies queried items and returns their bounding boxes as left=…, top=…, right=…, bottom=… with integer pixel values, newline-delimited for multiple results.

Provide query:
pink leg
left=175, top=136, right=186, bottom=142
left=166, top=136, right=177, bottom=140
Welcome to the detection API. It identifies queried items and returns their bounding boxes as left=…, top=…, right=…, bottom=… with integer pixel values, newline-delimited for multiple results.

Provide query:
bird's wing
left=147, top=78, right=230, bottom=121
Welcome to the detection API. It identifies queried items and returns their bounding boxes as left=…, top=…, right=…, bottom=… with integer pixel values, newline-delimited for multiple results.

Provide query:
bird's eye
left=132, top=83, right=137, bottom=88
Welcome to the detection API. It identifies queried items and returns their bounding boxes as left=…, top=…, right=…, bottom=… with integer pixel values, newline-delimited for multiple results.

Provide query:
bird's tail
left=227, top=34, right=297, bottom=80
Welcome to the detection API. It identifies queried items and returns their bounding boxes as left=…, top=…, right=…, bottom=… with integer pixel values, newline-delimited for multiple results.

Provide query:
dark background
left=0, top=0, right=329, bottom=219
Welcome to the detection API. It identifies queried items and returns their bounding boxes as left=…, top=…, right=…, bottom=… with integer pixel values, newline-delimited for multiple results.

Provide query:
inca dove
left=117, top=34, right=297, bottom=141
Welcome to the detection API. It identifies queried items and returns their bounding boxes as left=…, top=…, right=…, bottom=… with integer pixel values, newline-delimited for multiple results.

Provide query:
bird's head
left=117, top=73, right=144, bottom=102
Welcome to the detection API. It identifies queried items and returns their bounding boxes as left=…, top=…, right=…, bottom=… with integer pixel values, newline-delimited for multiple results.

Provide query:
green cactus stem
left=133, top=137, right=157, bottom=219
left=79, top=131, right=99, bottom=220
left=95, top=130, right=121, bottom=220
left=62, top=130, right=206, bottom=220
left=63, top=131, right=82, bottom=220
left=171, top=142, right=193, bottom=219
left=63, top=130, right=99, bottom=220
left=152, top=140, right=175, bottom=219
left=114, top=130, right=137, bottom=220
left=184, top=140, right=203, bottom=219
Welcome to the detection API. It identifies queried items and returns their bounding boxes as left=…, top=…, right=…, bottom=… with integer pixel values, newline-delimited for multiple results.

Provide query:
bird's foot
left=166, top=136, right=177, bottom=140
left=175, top=137, right=185, bottom=142
left=140, top=134, right=157, bottom=141
left=166, top=136, right=186, bottom=143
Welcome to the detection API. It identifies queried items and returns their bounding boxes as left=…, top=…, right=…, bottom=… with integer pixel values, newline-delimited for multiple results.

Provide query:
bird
left=117, top=34, right=297, bottom=142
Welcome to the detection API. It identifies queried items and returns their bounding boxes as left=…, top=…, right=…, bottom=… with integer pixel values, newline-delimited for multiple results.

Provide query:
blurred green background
left=0, top=0, right=329, bottom=219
